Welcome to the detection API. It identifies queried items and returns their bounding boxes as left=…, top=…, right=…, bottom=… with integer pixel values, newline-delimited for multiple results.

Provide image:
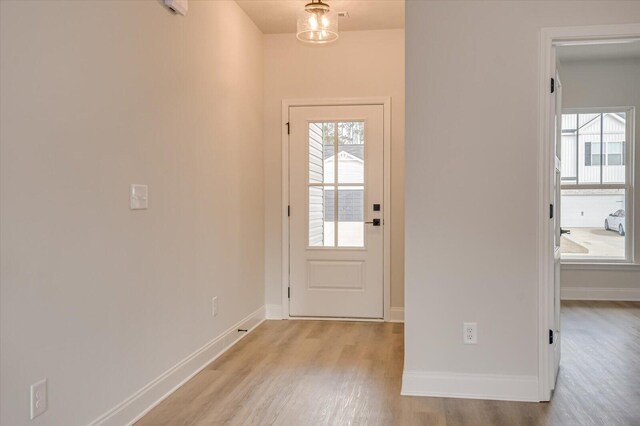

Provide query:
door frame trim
left=538, top=23, right=640, bottom=401
left=281, top=97, right=392, bottom=321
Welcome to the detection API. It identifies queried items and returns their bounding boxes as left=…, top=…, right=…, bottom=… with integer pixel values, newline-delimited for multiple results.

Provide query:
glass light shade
left=296, top=8, right=338, bottom=44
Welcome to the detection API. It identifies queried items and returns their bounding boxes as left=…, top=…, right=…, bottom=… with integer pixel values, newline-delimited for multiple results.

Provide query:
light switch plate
left=130, top=184, right=148, bottom=210
left=212, top=296, right=218, bottom=317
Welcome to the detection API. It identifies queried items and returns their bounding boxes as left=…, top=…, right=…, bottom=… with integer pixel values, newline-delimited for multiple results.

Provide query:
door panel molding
left=281, top=97, right=391, bottom=321
left=307, top=260, right=366, bottom=291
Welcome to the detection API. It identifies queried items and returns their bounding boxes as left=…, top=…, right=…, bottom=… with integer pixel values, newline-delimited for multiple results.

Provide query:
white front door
left=289, top=104, right=384, bottom=318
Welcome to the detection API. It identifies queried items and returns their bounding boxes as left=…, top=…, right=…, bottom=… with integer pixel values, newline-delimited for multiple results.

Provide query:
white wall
left=404, top=0, right=640, bottom=399
left=0, top=1, right=264, bottom=425
left=263, top=30, right=405, bottom=312
left=559, top=57, right=640, bottom=290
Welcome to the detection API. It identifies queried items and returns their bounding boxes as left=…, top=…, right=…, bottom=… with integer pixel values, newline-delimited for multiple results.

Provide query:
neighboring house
left=322, top=146, right=365, bottom=222
left=561, top=112, right=626, bottom=184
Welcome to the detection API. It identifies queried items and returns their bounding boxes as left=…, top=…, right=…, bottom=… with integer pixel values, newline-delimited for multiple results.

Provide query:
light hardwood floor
left=138, top=301, right=640, bottom=425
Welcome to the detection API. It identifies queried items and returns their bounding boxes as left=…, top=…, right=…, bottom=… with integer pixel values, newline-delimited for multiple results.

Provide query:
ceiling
left=557, top=40, right=640, bottom=62
left=235, top=0, right=405, bottom=34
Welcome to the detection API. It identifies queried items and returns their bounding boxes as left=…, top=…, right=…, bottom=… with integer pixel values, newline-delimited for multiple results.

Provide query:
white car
left=605, top=209, right=625, bottom=236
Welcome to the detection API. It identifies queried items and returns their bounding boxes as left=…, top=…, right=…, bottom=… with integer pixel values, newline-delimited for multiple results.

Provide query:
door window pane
left=308, top=122, right=335, bottom=184
left=337, top=122, right=364, bottom=184
left=323, top=123, right=335, bottom=184
left=307, top=121, right=368, bottom=248
left=337, top=186, right=364, bottom=247
left=308, top=122, right=335, bottom=247
left=308, top=186, right=326, bottom=246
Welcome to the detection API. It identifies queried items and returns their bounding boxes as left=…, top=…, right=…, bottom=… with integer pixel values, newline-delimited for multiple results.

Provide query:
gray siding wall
left=308, top=123, right=325, bottom=245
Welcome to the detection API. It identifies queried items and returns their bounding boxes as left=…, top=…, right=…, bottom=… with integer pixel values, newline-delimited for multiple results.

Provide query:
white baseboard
left=265, top=304, right=283, bottom=320
left=388, top=307, right=404, bottom=323
left=401, top=370, right=539, bottom=402
left=561, top=286, right=640, bottom=301
left=90, top=306, right=266, bottom=426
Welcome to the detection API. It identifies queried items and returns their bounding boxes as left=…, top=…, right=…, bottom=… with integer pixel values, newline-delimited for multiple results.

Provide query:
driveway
left=561, top=227, right=625, bottom=258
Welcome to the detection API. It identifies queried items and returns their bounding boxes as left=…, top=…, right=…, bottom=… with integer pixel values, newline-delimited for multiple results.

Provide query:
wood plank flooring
left=137, top=301, right=640, bottom=425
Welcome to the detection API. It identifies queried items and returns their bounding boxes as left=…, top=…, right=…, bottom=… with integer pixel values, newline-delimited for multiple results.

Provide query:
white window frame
left=560, top=106, right=635, bottom=264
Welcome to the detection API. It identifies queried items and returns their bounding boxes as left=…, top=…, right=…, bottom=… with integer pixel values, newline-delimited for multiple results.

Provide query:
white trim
left=388, top=307, right=404, bottom=323
left=538, top=23, right=640, bottom=402
left=281, top=97, right=392, bottom=321
left=560, top=184, right=628, bottom=190
left=562, top=262, right=640, bottom=271
left=89, top=306, right=266, bottom=426
left=276, top=316, right=384, bottom=323
left=563, top=107, right=626, bottom=126
left=265, top=304, right=283, bottom=320
left=401, top=371, right=539, bottom=402
left=282, top=101, right=290, bottom=319
left=561, top=286, right=640, bottom=301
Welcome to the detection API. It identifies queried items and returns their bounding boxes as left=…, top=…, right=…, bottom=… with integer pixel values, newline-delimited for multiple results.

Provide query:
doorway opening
left=539, top=24, right=640, bottom=401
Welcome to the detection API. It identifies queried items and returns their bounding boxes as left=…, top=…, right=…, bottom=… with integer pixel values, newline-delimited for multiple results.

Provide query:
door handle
left=365, top=219, right=381, bottom=226
left=560, top=228, right=570, bottom=235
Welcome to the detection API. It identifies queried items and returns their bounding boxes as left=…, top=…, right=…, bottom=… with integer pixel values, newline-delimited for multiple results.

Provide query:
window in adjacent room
left=560, top=108, right=634, bottom=262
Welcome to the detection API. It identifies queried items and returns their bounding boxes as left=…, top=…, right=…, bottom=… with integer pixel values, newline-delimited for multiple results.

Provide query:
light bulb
left=308, top=14, right=318, bottom=30
left=297, top=4, right=338, bottom=44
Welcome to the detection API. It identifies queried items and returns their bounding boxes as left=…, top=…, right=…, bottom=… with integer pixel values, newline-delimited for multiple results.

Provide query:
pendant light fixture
left=296, top=0, right=338, bottom=44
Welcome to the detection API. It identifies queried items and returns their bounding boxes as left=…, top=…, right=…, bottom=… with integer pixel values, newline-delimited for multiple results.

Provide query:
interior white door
left=289, top=104, right=384, bottom=318
left=551, top=69, right=562, bottom=388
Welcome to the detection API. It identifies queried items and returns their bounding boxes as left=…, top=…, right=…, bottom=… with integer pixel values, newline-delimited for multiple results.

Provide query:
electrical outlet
left=30, top=378, right=47, bottom=419
left=463, top=322, right=477, bottom=344
left=130, top=184, right=148, bottom=210
left=212, top=296, right=218, bottom=317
